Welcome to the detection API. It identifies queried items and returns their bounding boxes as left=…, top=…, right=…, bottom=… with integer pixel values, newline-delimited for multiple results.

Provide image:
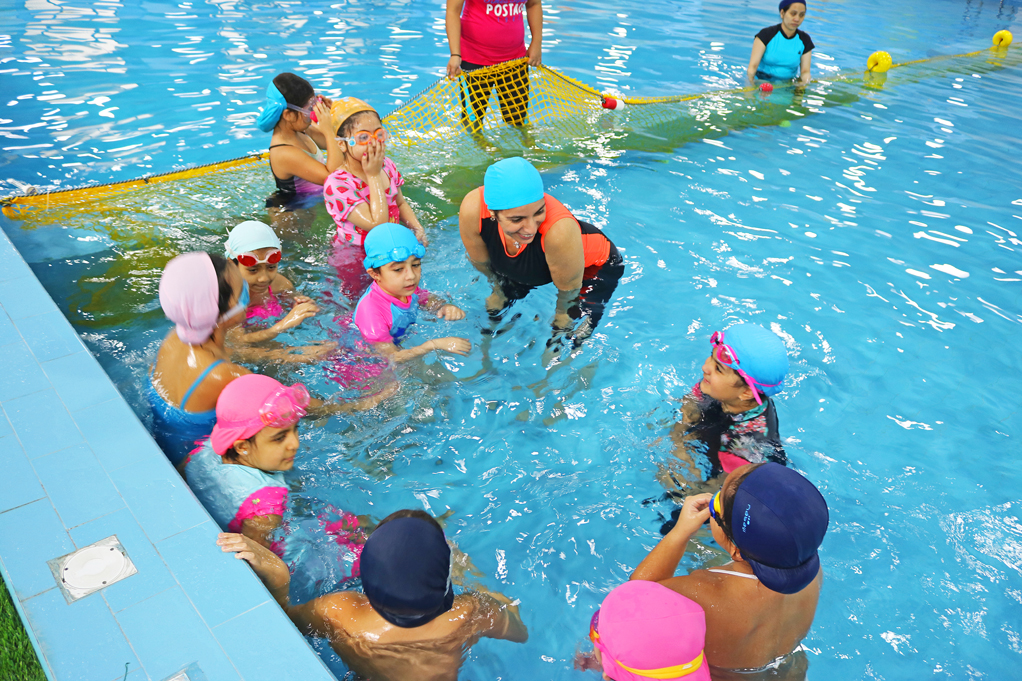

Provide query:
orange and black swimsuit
left=478, top=192, right=613, bottom=287
left=478, top=190, right=624, bottom=330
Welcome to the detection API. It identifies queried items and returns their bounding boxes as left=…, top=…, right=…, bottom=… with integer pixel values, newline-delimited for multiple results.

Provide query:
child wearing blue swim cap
left=747, top=1, right=814, bottom=86
left=670, top=323, right=789, bottom=485
left=353, top=223, right=471, bottom=363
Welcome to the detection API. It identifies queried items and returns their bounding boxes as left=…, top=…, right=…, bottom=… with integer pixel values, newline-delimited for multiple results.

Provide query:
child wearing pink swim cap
left=582, top=580, right=710, bottom=681
left=184, top=373, right=364, bottom=564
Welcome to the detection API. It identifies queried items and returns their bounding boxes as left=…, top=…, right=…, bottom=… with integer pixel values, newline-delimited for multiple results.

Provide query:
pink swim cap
left=159, top=252, right=219, bottom=344
left=209, top=374, right=310, bottom=456
left=591, top=581, right=710, bottom=681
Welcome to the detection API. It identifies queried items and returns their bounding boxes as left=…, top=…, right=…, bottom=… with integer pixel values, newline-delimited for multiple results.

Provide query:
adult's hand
left=447, top=55, right=463, bottom=79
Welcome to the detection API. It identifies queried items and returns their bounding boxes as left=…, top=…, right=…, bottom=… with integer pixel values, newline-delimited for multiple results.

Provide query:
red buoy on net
left=760, top=82, right=774, bottom=93
left=602, top=96, right=626, bottom=110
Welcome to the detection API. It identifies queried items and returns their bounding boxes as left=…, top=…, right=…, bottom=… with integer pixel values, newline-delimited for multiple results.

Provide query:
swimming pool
left=3, top=0, right=1022, bottom=679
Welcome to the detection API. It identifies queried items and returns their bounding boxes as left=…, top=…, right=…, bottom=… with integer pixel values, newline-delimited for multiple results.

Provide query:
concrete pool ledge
left=0, top=228, right=335, bottom=681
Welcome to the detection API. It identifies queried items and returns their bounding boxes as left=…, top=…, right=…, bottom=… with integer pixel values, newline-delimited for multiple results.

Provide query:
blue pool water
left=4, top=0, right=1022, bottom=679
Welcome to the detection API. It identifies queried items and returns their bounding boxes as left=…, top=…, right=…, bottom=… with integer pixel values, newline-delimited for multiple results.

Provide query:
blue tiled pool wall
left=0, top=228, right=334, bottom=681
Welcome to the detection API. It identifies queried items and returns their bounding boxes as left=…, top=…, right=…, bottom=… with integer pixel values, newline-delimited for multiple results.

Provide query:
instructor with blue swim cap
left=458, top=157, right=624, bottom=346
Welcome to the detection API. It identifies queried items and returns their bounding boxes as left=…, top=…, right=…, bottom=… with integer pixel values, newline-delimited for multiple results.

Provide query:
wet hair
left=376, top=509, right=444, bottom=534
left=337, top=110, right=382, bottom=139
left=273, top=72, right=314, bottom=107
left=719, top=463, right=766, bottom=542
left=221, top=437, right=251, bottom=464
left=209, top=254, right=235, bottom=317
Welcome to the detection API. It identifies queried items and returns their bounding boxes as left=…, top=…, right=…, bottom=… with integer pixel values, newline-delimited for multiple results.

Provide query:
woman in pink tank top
left=444, top=0, right=543, bottom=129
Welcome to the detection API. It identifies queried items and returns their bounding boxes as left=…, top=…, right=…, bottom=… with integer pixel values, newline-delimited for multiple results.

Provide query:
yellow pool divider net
left=1, top=31, right=1014, bottom=218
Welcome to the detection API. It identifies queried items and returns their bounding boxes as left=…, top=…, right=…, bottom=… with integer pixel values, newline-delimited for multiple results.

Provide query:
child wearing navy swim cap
left=747, top=1, right=814, bottom=86
left=218, top=509, right=527, bottom=680
left=669, top=323, right=789, bottom=485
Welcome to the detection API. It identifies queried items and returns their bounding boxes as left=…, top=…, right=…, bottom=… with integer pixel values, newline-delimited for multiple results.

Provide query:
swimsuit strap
left=707, top=568, right=760, bottom=580
left=268, top=143, right=293, bottom=149
left=180, top=359, right=225, bottom=411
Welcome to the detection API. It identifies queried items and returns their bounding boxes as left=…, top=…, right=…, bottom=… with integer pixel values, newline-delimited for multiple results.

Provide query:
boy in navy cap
left=670, top=323, right=790, bottom=486
left=632, top=462, right=829, bottom=679
left=218, top=509, right=527, bottom=681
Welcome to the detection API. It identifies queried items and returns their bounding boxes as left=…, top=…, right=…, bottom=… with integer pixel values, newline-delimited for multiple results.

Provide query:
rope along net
left=2, top=46, right=1018, bottom=215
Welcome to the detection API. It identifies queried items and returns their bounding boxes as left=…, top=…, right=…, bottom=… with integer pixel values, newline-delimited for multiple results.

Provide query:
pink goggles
left=258, top=383, right=311, bottom=427
left=710, top=331, right=780, bottom=406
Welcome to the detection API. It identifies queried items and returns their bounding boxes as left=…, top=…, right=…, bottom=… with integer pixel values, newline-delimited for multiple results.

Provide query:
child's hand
left=217, top=532, right=289, bottom=589
left=310, top=99, right=333, bottom=136
left=293, top=294, right=313, bottom=305
left=669, top=493, right=712, bottom=537
left=438, top=304, right=465, bottom=321
left=431, top=337, right=471, bottom=355
left=275, top=300, right=319, bottom=332
left=411, top=223, right=429, bottom=247
left=361, top=136, right=385, bottom=176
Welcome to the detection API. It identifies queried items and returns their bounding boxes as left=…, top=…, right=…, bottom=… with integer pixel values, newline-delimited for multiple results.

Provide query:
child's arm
left=630, top=494, right=712, bottom=582
left=217, top=533, right=353, bottom=639
left=474, top=589, right=529, bottom=643
left=241, top=514, right=282, bottom=550
left=338, top=138, right=390, bottom=232
left=229, top=340, right=336, bottom=364
left=228, top=300, right=320, bottom=346
left=396, top=187, right=428, bottom=245
left=371, top=337, right=471, bottom=364
left=423, top=293, right=466, bottom=321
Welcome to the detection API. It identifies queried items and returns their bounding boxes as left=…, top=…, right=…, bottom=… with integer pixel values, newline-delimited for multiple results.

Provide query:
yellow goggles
left=616, top=651, right=706, bottom=679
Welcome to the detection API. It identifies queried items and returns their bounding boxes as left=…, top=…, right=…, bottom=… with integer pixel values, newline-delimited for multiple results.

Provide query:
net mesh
left=1, top=45, right=1018, bottom=216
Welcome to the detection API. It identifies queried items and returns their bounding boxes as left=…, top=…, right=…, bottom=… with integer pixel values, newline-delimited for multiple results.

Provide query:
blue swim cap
left=718, top=323, right=788, bottom=397
left=483, top=157, right=544, bottom=211
left=779, top=0, right=806, bottom=10
left=729, top=463, right=829, bottom=594
left=361, top=516, right=454, bottom=628
left=363, top=223, right=425, bottom=269
left=256, top=82, right=286, bottom=132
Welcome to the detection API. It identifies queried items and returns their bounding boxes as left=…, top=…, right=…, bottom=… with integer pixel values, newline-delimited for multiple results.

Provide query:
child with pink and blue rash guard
left=184, top=374, right=308, bottom=550
left=353, top=223, right=472, bottom=363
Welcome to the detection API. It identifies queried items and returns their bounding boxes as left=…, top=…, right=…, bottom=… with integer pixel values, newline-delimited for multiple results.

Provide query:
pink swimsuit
left=246, top=286, right=284, bottom=321
left=323, top=157, right=404, bottom=247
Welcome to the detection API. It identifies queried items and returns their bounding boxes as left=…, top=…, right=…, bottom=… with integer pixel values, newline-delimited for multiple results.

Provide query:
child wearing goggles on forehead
left=324, top=98, right=427, bottom=299
left=222, top=221, right=336, bottom=363
left=257, top=73, right=343, bottom=210
left=667, top=323, right=789, bottom=490
left=185, top=374, right=369, bottom=563
left=354, top=224, right=471, bottom=363
left=184, top=374, right=311, bottom=550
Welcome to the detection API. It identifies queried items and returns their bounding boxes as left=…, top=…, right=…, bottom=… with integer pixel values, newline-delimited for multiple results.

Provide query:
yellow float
left=866, top=51, right=893, bottom=73
left=992, top=30, right=1013, bottom=48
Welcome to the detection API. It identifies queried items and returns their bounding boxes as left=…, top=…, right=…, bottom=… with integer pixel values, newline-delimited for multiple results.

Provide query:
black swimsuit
left=479, top=210, right=624, bottom=330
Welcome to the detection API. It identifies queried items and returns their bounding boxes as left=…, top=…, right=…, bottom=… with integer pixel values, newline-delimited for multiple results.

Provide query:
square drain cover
left=48, top=535, right=137, bottom=603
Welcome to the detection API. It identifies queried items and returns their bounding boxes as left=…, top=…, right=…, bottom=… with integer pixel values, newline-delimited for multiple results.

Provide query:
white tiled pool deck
left=0, top=227, right=335, bottom=681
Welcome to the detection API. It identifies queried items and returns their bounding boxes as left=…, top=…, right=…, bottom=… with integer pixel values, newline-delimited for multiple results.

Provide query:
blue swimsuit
left=755, top=24, right=814, bottom=81
left=146, top=359, right=224, bottom=466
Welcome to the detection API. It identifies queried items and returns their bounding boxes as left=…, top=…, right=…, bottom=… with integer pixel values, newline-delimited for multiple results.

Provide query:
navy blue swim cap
left=729, top=463, right=829, bottom=594
left=361, top=516, right=454, bottom=627
left=779, top=0, right=806, bottom=11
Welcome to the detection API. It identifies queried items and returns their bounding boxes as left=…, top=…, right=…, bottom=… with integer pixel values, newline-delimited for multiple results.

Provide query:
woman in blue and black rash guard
left=747, top=1, right=814, bottom=86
